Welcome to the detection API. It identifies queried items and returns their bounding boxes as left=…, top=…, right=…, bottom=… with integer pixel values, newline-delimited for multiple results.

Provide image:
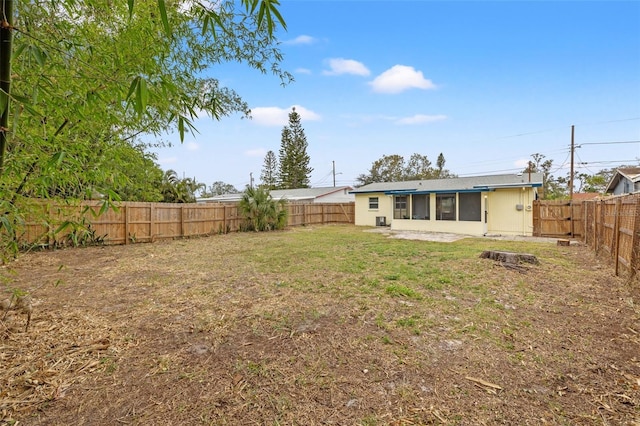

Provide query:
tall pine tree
left=260, top=150, right=278, bottom=190
left=277, top=108, right=313, bottom=189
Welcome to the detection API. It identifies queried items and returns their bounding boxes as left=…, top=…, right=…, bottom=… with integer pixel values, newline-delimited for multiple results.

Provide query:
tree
left=238, top=186, right=287, bottom=232
left=277, top=108, right=313, bottom=189
left=405, top=153, right=437, bottom=181
left=356, top=153, right=454, bottom=186
left=523, top=153, right=566, bottom=199
left=201, top=181, right=239, bottom=198
left=260, top=150, right=278, bottom=190
left=0, top=0, right=290, bottom=257
left=435, top=152, right=454, bottom=178
left=160, top=170, right=204, bottom=203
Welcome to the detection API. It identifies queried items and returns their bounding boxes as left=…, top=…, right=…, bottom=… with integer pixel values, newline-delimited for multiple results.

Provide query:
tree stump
left=479, top=250, right=539, bottom=265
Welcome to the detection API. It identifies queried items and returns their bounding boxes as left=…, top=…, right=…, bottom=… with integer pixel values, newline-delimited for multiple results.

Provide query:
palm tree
left=161, top=170, right=204, bottom=203
left=238, top=186, right=287, bottom=231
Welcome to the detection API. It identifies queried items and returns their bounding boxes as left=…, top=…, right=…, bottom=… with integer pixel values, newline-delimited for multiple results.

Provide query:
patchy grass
left=1, top=224, right=639, bottom=425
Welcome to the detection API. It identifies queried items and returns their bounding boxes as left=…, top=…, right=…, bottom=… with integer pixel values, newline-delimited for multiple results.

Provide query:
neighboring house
left=604, top=167, right=640, bottom=195
left=350, top=173, right=543, bottom=237
left=197, top=186, right=354, bottom=204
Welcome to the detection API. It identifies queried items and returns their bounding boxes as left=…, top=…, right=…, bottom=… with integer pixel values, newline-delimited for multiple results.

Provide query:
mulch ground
left=1, top=227, right=639, bottom=425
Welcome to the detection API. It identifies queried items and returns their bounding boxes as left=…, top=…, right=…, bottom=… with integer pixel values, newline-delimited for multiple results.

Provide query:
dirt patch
left=1, top=225, right=639, bottom=425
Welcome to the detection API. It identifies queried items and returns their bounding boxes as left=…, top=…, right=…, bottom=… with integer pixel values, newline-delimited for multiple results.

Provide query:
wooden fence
left=534, top=195, right=640, bottom=277
left=17, top=201, right=355, bottom=247
left=533, top=200, right=584, bottom=238
left=582, top=194, right=640, bottom=277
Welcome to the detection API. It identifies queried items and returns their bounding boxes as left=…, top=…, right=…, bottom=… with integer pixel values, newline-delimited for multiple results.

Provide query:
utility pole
left=332, top=161, right=336, bottom=187
left=570, top=125, right=575, bottom=200
left=569, top=125, right=575, bottom=238
left=249, top=172, right=254, bottom=189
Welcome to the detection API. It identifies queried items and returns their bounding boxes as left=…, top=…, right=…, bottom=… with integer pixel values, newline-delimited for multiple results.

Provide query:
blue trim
left=354, top=184, right=541, bottom=195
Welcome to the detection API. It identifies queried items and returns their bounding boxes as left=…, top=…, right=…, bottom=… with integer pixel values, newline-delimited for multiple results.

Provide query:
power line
left=577, top=140, right=640, bottom=147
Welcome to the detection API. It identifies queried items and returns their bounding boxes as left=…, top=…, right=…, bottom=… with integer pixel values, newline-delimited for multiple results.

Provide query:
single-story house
left=604, top=167, right=640, bottom=195
left=198, top=186, right=354, bottom=204
left=350, top=173, right=543, bottom=237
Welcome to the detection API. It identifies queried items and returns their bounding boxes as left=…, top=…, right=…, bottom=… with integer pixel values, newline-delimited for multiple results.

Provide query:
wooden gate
left=533, top=200, right=583, bottom=238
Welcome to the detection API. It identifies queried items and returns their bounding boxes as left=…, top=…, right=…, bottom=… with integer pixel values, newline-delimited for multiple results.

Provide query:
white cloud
left=369, top=65, right=436, bottom=94
left=245, top=148, right=267, bottom=157
left=295, top=67, right=312, bottom=75
left=285, top=35, right=317, bottom=45
left=395, top=114, right=447, bottom=125
left=323, top=58, right=370, bottom=76
left=186, top=142, right=200, bottom=151
left=251, top=105, right=322, bottom=126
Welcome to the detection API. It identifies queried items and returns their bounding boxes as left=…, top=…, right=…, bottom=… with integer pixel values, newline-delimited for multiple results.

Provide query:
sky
left=151, top=0, right=640, bottom=191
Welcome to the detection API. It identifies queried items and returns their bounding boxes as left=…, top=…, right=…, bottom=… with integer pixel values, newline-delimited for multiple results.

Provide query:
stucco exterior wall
left=486, top=188, right=535, bottom=236
left=354, top=193, right=392, bottom=226
left=355, top=187, right=537, bottom=236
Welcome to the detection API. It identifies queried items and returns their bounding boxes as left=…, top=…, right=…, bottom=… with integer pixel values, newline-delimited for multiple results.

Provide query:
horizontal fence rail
left=15, top=201, right=355, bottom=247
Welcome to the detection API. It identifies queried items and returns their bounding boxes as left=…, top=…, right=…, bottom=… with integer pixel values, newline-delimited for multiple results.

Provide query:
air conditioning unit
left=376, top=216, right=387, bottom=227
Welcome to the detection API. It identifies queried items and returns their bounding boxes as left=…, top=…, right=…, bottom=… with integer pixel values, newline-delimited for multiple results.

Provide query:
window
left=393, top=195, right=408, bottom=219
left=412, top=194, right=430, bottom=220
left=459, top=193, right=481, bottom=221
left=436, top=193, right=456, bottom=221
left=368, top=197, right=379, bottom=209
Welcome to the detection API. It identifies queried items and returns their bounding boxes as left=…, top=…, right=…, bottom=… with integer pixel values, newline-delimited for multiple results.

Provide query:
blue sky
left=152, top=1, right=640, bottom=191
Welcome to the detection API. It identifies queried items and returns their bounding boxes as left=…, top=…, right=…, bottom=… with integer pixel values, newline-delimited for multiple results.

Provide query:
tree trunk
left=0, top=0, right=14, bottom=174
left=479, top=250, right=539, bottom=265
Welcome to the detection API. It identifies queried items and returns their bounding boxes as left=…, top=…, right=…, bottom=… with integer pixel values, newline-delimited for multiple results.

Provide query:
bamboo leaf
left=126, top=76, right=139, bottom=101
left=157, top=0, right=171, bottom=37
left=31, top=46, right=46, bottom=67
left=127, top=0, right=134, bottom=19
left=136, top=76, right=148, bottom=113
left=268, top=1, right=287, bottom=31
left=178, top=116, right=185, bottom=142
left=201, top=14, right=209, bottom=36
left=10, top=93, right=44, bottom=117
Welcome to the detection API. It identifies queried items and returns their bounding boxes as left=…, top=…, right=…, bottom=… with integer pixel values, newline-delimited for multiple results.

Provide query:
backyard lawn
left=1, top=224, right=639, bottom=425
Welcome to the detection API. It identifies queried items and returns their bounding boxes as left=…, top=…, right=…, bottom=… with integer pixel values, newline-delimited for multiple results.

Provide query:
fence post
left=46, top=202, right=52, bottom=247
left=631, top=195, right=640, bottom=277
left=223, top=205, right=227, bottom=233
left=124, top=204, right=129, bottom=245
left=180, top=205, right=185, bottom=238
left=589, top=201, right=598, bottom=250
left=614, top=198, right=622, bottom=276
left=570, top=200, right=574, bottom=238
left=598, top=200, right=604, bottom=254
left=149, top=203, right=155, bottom=242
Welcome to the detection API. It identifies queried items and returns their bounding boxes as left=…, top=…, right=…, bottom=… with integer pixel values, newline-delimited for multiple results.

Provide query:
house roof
left=572, top=192, right=601, bottom=201
left=198, top=186, right=353, bottom=203
left=270, top=186, right=353, bottom=201
left=350, top=173, right=543, bottom=195
left=605, top=167, right=640, bottom=193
